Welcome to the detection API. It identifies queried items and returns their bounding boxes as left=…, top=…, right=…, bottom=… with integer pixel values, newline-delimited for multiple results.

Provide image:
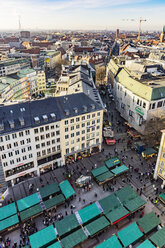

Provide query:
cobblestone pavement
left=1, top=91, right=165, bottom=247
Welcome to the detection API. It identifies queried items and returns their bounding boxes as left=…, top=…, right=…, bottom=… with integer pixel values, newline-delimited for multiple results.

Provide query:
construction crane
left=122, top=18, right=147, bottom=40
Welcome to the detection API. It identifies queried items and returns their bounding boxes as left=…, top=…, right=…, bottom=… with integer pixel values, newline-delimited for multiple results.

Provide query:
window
left=36, top=144, right=40, bottom=149
left=2, top=154, right=6, bottom=159
left=37, top=152, right=41, bottom=157
left=92, top=120, right=95, bottom=125
left=66, top=148, right=69, bottom=154
left=21, top=148, right=26, bottom=153
left=27, top=138, right=31, bottom=143
left=56, top=131, right=60, bottom=135
left=71, top=147, right=74, bottom=152
left=65, top=141, right=69, bottom=146
left=71, top=126, right=74, bottom=131
left=91, top=133, right=95, bottom=138
left=82, top=116, right=85, bottom=120
left=70, top=119, right=74, bottom=123
left=10, top=160, right=14, bottom=165
left=46, top=133, right=50, bottom=138
left=137, top=99, right=139, bottom=105
left=129, top=110, right=133, bottom=117
left=47, top=148, right=51, bottom=154
left=65, top=120, right=68, bottom=125
left=8, top=152, right=13, bottom=157
left=87, top=115, right=90, bottom=119
left=76, top=117, right=80, bottom=122
left=40, top=127, right=44, bottom=132
left=97, top=119, right=100, bottom=124
left=34, top=128, right=38, bottom=134
left=52, top=147, right=56, bottom=152
left=52, top=139, right=55, bottom=144
left=96, top=138, right=99, bottom=143
left=96, top=132, right=99, bottom=136
left=143, top=102, right=146, bottom=108
left=29, top=154, right=33, bottom=158
left=82, top=143, right=85, bottom=148
left=16, top=158, right=21, bottom=163
left=5, top=135, right=10, bottom=141
left=56, top=124, right=60, bottom=128
left=92, top=113, right=95, bottom=118
left=0, top=137, right=3, bottom=142
left=35, top=137, right=39, bottom=142
left=45, top=126, right=49, bottom=131
left=12, top=133, right=17, bottom=139
left=82, top=130, right=85, bottom=134
left=19, top=132, right=23, bottom=137
left=158, top=101, right=163, bottom=108
left=51, top=132, right=55, bottom=137
left=7, top=144, right=11, bottom=149
left=87, top=134, right=90, bottom=139
left=57, top=138, right=60, bottom=143
left=71, top=140, right=74, bottom=144
left=82, top=136, right=85, bottom=141
left=76, top=125, right=80, bottom=129
left=0, top=146, right=4, bottom=151
left=97, top=112, right=100, bottom=116
left=41, top=135, right=45, bottom=140
left=87, top=122, right=90, bottom=126
left=3, top=162, right=8, bottom=167
left=65, top=128, right=69, bottom=132
left=92, top=127, right=95, bottom=131
left=25, top=130, right=30, bottom=135
left=152, top=103, right=156, bottom=109
left=71, top=133, right=74, bottom=138
left=65, top=135, right=69, bottom=139
left=47, top=141, right=50, bottom=146
left=76, top=138, right=80, bottom=142
left=57, top=145, right=60, bottom=150
left=28, top=146, right=32, bottom=151
left=51, top=125, right=54, bottom=129
left=87, top=129, right=90, bottom=133
left=76, top=132, right=80, bottom=136
left=97, top=126, right=99, bottom=130
left=20, top=140, right=25, bottom=145
left=42, top=150, right=46, bottom=156
left=42, top=142, right=46, bottom=147
left=82, top=123, right=85, bottom=128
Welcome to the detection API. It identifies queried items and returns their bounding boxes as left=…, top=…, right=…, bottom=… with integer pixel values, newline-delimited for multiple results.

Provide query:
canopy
left=105, top=206, right=129, bottom=224
left=159, top=193, right=165, bottom=203
left=47, top=242, right=62, bottom=248
left=91, top=166, right=109, bottom=177
left=39, top=182, right=60, bottom=199
left=137, top=240, right=156, bottom=248
left=20, top=204, right=42, bottom=221
left=0, top=214, right=19, bottom=232
left=137, top=212, right=161, bottom=234
left=78, top=203, right=101, bottom=224
left=96, top=235, right=122, bottom=248
left=115, top=185, right=138, bottom=204
left=149, top=226, right=165, bottom=248
left=124, top=196, right=146, bottom=212
left=44, top=194, right=65, bottom=210
left=29, top=225, right=57, bottom=248
left=117, top=222, right=143, bottom=247
left=17, top=193, right=40, bottom=212
left=111, top=165, right=129, bottom=176
left=99, top=194, right=121, bottom=214
left=61, top=228, right=87, bottom=248
left=0, top=202, right=17, bottom=221
left=85, top=216, right=109, bottom=236
left=56, top=213, right=80, bottom=237
left=96, top=171, right=114, bottom=183
left=105, top=157, right=120, bottom=169
left=59, top=180, right=75, bottom=199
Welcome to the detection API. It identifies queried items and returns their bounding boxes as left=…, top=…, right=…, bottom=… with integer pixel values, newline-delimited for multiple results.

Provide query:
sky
left=0, top=0, right=164, bottom=31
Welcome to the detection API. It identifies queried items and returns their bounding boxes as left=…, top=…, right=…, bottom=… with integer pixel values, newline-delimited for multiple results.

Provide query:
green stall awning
left=115, top=185, right=138, bottom=204
left=137, top=240, right=156, bottom=248
left=105, top=157, right=120, bottom=169
left=96, top=235, right=122, bottom=248
left=137, top=212, right=161, bottom=234
left=20, top=204, right=42, bottom=221
left=17, top=193, right=40, bottom=212
left=105, top=206, right=129, bottom=224
left=159, top=193, right=165, bottom=202
left=0, top=214, right=19, bottom=232
left=149, top=226, right=165, bottom=248
left=85, top=216, right=109, bottom=236
left=117, top=222, right=143, bottom=247
left=39, top=182, right=60, bottom=199
left=78, top=203, right=101, bottom=224
left=59, top=180, right=75, bottom=199
left=56, top=213, right=80, bottom=237
left=0, top=202, right=17, bottom=221
left=96, top=171, right=114, bottom=183
left=29, top=225, right=57, bottom=248
left=44, top=194, right=65, bottom=210
left=124, top=196, right=146, bottom=212
left=91, top=166, right=109, bottom=177
left=99, top=194, right=121, bottom=215
left=47, top=242, right=62, bottom=248
left=61, top=228, right=87, bottom=248
left=111, top=165, right=129, bottom=176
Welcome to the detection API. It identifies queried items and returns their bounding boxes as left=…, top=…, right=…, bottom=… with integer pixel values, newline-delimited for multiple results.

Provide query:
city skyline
left=0, top=0, right=164, bottom=31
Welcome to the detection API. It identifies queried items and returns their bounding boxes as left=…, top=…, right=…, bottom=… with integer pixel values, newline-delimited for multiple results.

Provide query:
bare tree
left=96, top=66, right=106, bottom=86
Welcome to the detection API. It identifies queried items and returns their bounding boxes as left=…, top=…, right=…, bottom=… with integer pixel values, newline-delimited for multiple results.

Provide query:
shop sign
left=135, top=106, right=144, bottom=116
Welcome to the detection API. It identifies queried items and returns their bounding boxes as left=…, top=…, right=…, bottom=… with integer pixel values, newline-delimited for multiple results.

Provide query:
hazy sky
left=0, top=0, right=164, bottom=31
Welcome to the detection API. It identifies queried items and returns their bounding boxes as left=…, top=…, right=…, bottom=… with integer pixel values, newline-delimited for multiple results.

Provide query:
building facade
left=0, top=93, right=103, bottom=186
left=37, top=71, right=46, bottom=94
left=154, top=130, right=165, bottom=189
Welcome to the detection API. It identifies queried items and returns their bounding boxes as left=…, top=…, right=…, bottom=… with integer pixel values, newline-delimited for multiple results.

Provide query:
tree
left=96, top=66, right=106, bottom=86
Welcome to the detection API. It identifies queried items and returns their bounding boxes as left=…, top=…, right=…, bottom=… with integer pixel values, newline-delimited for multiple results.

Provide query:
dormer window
left=50, top=113, right=56, bottom=120
left=19, top=117, right=25, bottom=126
left=34, top=117, right=40, bottom=124
left=43, top=115, right=48, bottom=122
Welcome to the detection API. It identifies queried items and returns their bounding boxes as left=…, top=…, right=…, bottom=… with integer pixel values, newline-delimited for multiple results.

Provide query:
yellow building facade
left=37, top=71, right=46, bottom=94
left=154, top=130, right=165, bottom=188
